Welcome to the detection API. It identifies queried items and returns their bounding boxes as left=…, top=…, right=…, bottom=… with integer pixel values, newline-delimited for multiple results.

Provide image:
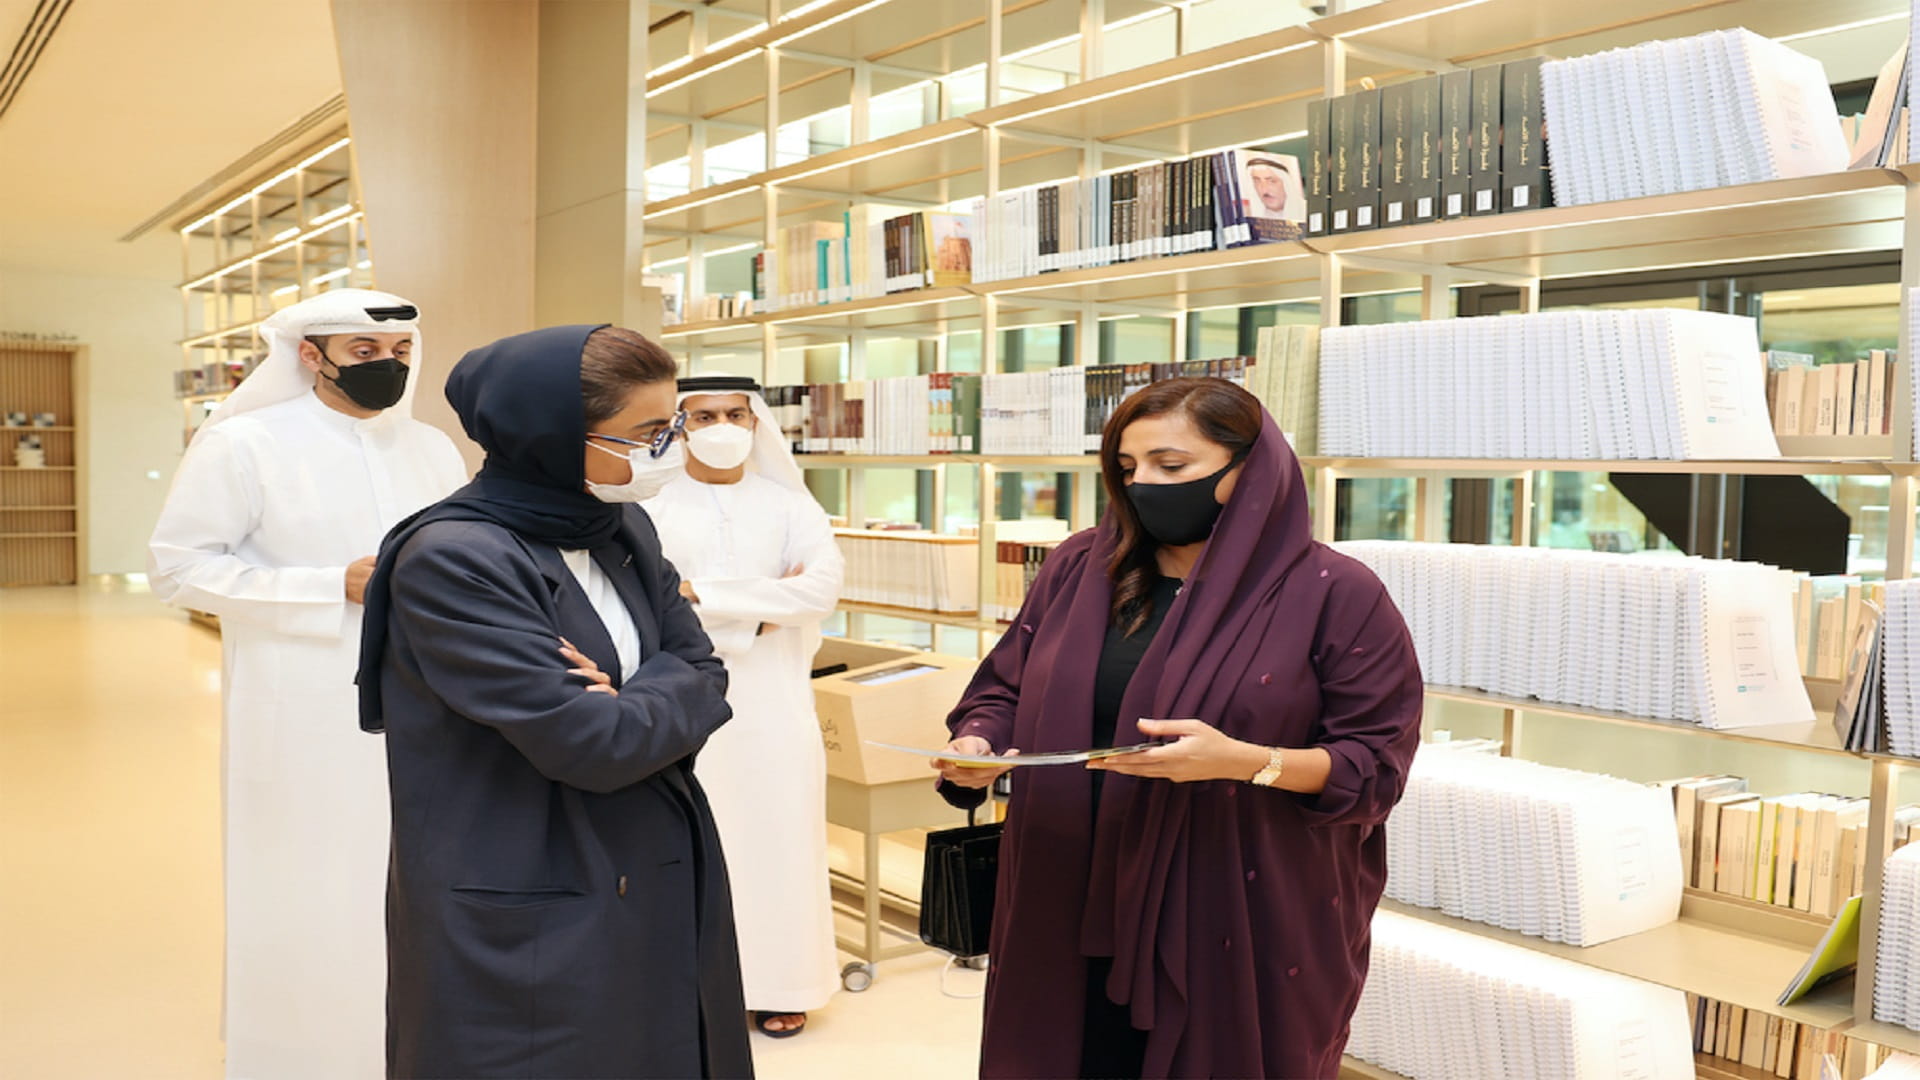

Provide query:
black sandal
left=752, top=1011, right=806, bottom=1038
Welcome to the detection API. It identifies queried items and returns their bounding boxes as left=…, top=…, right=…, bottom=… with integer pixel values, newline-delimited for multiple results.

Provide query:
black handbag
left=919, top=813, right=1002, bottom=960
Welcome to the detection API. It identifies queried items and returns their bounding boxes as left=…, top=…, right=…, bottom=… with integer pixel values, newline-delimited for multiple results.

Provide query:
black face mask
left=323, top=355, right=410, bottom=411
left=1126, top=461, right=1235, bottom=547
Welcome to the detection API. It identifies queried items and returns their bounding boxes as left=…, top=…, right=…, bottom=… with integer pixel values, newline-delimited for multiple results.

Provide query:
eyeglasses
left=587, top=410, right=686, bottom=460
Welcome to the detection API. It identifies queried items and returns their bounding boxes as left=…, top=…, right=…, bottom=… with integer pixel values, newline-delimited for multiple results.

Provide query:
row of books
left=833, top=530, right=978, bottom=614
left=766, top=210, right=976, bottom=310
left=833, top=520, right=1070, bottom=616
left=973, top=147, right=1304, bottom=283
left=1340, top=541, right=1815, bottom=732
left=1671, top=775, right=1917, bottom=918
left=1248, top=325, right=1321, bottom=457
left=991, top=541, right=1059, bottom=624
left=1317, top=309, right=1780, bottom=461
left=1386, top=740, right=1682, bottom=947
left=1303, top=58, right=1549, bottom=237
left=1691, top=995, right=1894, bottom=1080
left=1541, top=28, right=1847, bottom=207
left=1883, top=580, right=1920, bottom=759
left=1766, top=350, right=1901, bottom=439
left=764, top=358, right=1255, bottom=459
left=1348, top=909, right=1695, bottom=1080
left=1877, top=842, right=1920, bottom=1033
left=1795, top=577, right=1885, bottom=682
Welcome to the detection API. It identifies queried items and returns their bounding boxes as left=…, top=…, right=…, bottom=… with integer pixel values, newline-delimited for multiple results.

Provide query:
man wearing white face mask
left=643, top=374, right=846, bottom=1039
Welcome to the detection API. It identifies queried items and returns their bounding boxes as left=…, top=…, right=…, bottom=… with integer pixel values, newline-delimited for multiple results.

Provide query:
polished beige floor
left=0, top=582, right=983, bottom=1079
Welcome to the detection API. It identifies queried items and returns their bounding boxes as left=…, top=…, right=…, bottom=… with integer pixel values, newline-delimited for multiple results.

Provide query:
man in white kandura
left=147, top=289, right=466, bottom=1080
left=643, top=373, right=846, bottom=1039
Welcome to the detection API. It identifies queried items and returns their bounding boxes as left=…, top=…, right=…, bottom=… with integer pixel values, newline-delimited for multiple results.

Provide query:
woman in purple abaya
left=936, top=378, right=1423, bottom=1080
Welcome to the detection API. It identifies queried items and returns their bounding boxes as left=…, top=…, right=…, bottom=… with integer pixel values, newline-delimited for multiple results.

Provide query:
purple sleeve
left=937, top=533, right=1093, bottom=809
left=1296, top=577, right=1424, bottom=827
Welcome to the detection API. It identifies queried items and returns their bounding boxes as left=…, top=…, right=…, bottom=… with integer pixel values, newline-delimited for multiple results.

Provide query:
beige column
left=534, top=1, right=654, bottom=334
left=331, top=0, right=541, bottom=469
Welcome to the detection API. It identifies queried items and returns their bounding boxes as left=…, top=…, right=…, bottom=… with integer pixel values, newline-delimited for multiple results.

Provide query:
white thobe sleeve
left=690, top=492, right=845, bottom=634
left=146, top=427, right=350, bottom=639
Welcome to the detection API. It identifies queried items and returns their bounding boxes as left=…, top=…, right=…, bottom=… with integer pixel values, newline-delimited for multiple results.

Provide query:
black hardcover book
left=1353, top=87, right=1382, bottom=231
left=1440, top=69, right=1472, bottom=219
left=1381, top=81, right=1414, bottom=228
left=1305, top=99, right=1332, bottom=237
left=1501, top=57, right=1551, bottom=212
left=1410, top=74, right=1444, bottom=223
left=1329, top=92, right=1357, bottom=234
left=1469, top=63, right=1503, bottom=216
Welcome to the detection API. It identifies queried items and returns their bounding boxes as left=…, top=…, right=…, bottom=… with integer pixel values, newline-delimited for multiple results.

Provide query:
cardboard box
left=812, top=640, right=979, bottom=785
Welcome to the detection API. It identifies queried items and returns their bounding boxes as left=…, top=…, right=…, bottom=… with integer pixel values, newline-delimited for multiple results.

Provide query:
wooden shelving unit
left=174, top=127, right=366, bottom=448
left=0, top=343, right=87, bottom=587
left=642, top=0, right=1920, bottom=1066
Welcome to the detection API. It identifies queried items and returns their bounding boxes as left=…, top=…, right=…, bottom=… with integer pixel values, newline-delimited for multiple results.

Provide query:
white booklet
left=868, top=740, right=1167, bottom=768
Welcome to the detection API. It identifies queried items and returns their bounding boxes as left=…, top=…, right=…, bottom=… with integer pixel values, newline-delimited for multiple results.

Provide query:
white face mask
left=686, top=423, right=754, bottom=470
left=586, top=439, right=684, bottom=503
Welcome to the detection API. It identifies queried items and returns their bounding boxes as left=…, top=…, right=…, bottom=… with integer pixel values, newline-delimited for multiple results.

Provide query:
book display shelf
left=0, top=342, right=87, bottom=587
left=642, top=0, right=1920, bottom=1074
left=174, top=127, right=367, bottom=448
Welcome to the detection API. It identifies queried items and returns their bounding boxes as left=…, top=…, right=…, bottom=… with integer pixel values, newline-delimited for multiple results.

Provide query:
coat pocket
left=449, top=884, right=588, bottom=911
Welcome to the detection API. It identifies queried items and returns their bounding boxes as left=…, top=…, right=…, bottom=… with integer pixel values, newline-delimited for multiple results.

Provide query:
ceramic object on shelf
left=13, top=436, right=45, bottom=468
left=31, top=413, right=56, bottom=427
left=3, top=412, right=25, bottom=427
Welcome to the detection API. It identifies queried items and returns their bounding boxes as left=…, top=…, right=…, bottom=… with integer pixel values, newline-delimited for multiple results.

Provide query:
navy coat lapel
left=526, top=543, right=627, bottom=687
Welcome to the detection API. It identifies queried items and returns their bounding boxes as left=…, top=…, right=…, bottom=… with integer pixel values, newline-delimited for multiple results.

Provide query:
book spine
left=1502, top=57, right=1550, bottom=212
left=1381, top=81, right=1414, bottom=228
left=1411, top=75, right=1443, bottom=223
left=1330, top=93, right=1357, bottom=234
left=1354, top=87, right=1383, bottom=231
left=1469, top=63, right=1503, bottom=216
left=1441, top=69, right=1473, bottom=219
left=1306, top=100, right=1332, bottom=237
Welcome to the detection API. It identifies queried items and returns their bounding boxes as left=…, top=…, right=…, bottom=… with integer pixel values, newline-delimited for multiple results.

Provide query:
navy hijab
left=356, top=324, right=633, bottom=731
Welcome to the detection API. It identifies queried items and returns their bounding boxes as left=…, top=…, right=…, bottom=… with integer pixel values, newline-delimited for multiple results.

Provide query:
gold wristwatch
left=1250, top=747, right=1285, bottom=787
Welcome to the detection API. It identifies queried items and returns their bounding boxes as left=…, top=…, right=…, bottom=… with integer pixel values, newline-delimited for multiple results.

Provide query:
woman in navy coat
left=357, top=325, right=753, bottom=1079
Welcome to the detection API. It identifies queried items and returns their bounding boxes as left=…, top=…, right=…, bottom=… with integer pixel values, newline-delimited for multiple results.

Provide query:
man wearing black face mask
left=303, top=331, right=415, bottom=413
left=147, top=288, right=467, bottom=1080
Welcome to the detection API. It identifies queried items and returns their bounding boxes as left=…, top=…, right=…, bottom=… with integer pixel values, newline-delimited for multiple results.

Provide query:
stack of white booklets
left=834, top=531, right=979, bottom=613
left=1540, top=28, right=1848, bottom=207
left=1387, top=740, right=1683, bottom=946
left=1884, top=580, right=1920, bottom=758
left=1910, top=288, right=1920, bottom=459
left=979, top=369, right=1090, bottom=456
left=1348, top=910, right=1696, bottom=1080
left=1317, top=309, right=1780, bottom=460
left=1876, top=843, right=1920, bottom=1033
left=1340, top=541, right=1815, bottom=731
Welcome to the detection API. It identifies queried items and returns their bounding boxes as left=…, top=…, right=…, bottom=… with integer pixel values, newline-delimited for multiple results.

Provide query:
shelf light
left=643, top=185, right=750, bottom=219
left=182, top=137, right=352, bottom=234
left=991, top=40, right=1316, bottom=126
left=272, top=226, right=300, bottom=242
left=356, top=260, right=372, bottom=269
left=765, top=0, right=888, bottom=49
left=778, top=127, right=973, bottom=185
left=311, top=267, right=354, bottom=286
left=181, top=212, right=365, bottom=290
left=1775, top=13, right=1905, bottom=42
left=1334, top=0, right=1493, bottom=38
left=270, top=284, right=300, bottom=298
left=310, top=204, right=355, bottom=227
left=648, top=49, right=756, bottom=97
left=703, top=241, right=762, bottom=258
left=180, top=321, right=265, bottom=347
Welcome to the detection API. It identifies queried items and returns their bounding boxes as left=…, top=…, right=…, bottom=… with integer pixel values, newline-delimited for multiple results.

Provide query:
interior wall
left=332, top=0, right=542, bottom=474
left=0, top=260, right=181, bottom=575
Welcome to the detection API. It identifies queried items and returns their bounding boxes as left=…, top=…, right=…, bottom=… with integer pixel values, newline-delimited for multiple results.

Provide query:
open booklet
left=866, top=740, right=1165, bottom=768
left=1778, top=894, right=1861, bottom=1006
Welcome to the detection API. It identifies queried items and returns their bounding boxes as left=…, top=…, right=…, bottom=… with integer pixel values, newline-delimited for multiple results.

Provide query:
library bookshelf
left=640, top=0, right=1920, bottom=1071
left=0, top=343, right=87, bottom=587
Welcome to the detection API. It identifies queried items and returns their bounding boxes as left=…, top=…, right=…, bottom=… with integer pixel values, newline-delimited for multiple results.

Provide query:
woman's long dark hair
left=1101, top=377, right=1265, bottom=636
